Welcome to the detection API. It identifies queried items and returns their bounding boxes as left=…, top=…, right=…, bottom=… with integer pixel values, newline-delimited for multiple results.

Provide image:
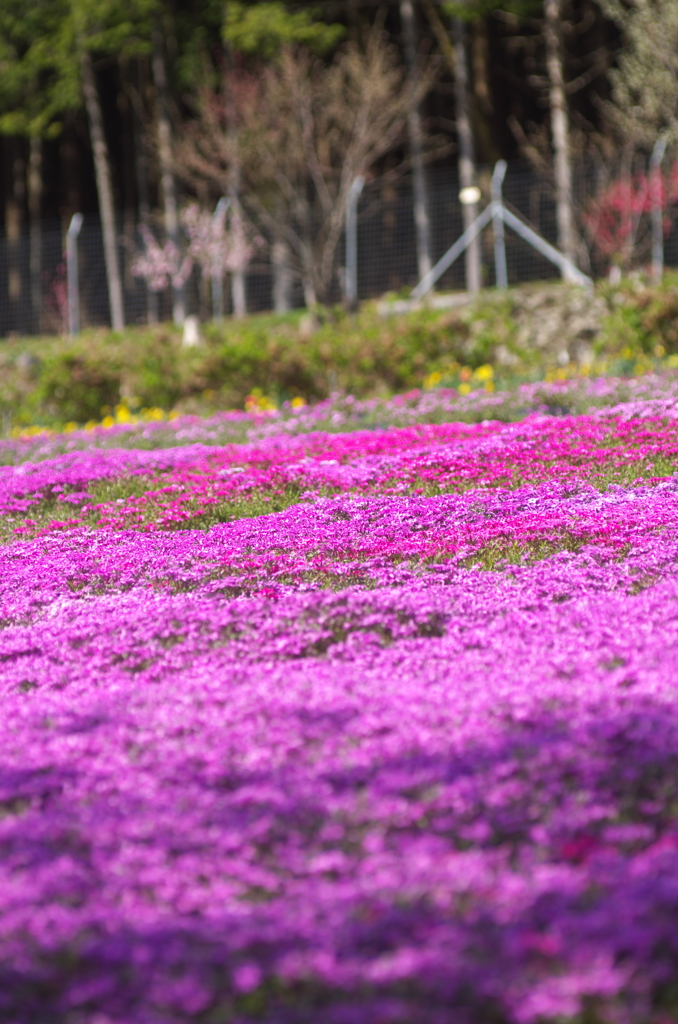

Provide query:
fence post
left=651, top=139, right=667, bottom=286
left=67, top=213, right=84, bottom=336
left=497, top=205, right=592, bottom=287
left=491, top=160, right=508, bottom=289
left=212, top=197, right=230, bottom=322
left=345, top=176, right=365, bottom=311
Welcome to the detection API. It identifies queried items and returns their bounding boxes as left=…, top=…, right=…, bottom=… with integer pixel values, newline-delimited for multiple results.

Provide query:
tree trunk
left=132, top=57, right=158, bottom=324
left=118, top=57, right=138, bottom=298
left=272, top=235, right=293, bottom=312
left=301, top=242, right=317, bottom=309
left=3, top=137, right=26, bottom=334
left=221, top=41, right=247, bottom=318
left=152, top=26, right=185, bottom=324
left=400, top=0, right=432, bottom=283
left=453, top=18, right=481, bottom=294
left=471, top=19, right=498, bottom=162
left=81, top=51, right=125, bottom=331
left=543, top=0, right=578, bottom=278
left=28, top=135, right=42, bottom=334
left=59, top=114, right=84, bottom=232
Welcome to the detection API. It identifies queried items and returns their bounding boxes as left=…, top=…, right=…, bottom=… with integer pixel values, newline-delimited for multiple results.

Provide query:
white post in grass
left=67, top=212, right=84, bottom=336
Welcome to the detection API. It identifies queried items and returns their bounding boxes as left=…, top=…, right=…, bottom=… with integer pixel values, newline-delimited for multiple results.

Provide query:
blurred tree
left=543, top=0, right=578, bottom=274
left=220, top=1, right=345, bottom=312
left=222, top=1, right=344, bottom=59
left=0, top=0, right=157, bottom=330
left=400, top=0, right=433, bottom=284
left=430, top=0, right=581, bottom=276
left=178, top=24, right=438, bottom=306
left=0, top=0, right=68, bottom=331
left=73, top=0, right=158, bottom=330
left=152, top=20, right=185, bottom=324
left=421, top=0, right=486, bottom=290
left=597, top=0, right=678, bottom=148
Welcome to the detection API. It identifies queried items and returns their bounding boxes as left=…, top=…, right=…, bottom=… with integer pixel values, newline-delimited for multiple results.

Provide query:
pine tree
left=597, top=0, right=678, bottom=148
left=0, top=0, right=158, bottom=330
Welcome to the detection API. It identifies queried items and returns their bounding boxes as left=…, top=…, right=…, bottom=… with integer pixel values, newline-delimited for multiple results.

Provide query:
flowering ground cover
left=2, top=376, right=678, bottom=1023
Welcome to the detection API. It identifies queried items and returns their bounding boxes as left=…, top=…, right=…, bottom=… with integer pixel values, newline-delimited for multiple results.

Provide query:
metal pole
left=212, top=197, right=230, bottom=321
left=491, top=160, right=508, bottom=289
left=67, top=213, right=84, bottom=336
left=497, top=205, right=592, bottom=287
left=345, top=176, right=365, bottom=311
left=411, top=203, right=494, bottom=301
left=651, top=139, right=667, bottom=285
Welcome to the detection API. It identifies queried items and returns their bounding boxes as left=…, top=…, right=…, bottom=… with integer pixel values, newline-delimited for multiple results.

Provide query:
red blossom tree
left=583, top=160, right=678, bottom=273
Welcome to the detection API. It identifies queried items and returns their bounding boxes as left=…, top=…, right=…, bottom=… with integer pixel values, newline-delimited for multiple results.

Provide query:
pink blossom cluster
left=131, top=203, right=259, bottom=293
left=131, top=224, right=194, bottom=292
left=1, top=387, right=678, bottom=1022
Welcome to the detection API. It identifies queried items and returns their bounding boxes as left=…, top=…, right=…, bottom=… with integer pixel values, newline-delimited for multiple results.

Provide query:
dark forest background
left=0, top=0, right=675, bottom=333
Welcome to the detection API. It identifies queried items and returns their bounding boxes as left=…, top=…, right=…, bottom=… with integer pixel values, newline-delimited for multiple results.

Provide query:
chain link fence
left=2, top=161, right=678, bottom=337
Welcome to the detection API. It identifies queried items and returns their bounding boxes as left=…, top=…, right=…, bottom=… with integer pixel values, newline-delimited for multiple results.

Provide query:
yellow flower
left=115, top=405, right=133, bottom=424
left=291, top=397, right=305, bottom=408
left=458, top=382, right=471, bottom=396
left=475, top=364, right=494, bottom=382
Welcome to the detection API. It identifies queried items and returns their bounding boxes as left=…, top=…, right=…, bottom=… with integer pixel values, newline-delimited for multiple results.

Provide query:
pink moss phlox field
left=2, top=385, right=678, bottom=1023
left=4, top=407, right=678, bottom=535
left=2, top=479, right=678, bottom=610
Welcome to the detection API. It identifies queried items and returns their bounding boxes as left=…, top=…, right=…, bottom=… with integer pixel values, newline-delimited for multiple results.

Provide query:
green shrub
left=598, top=274, right=678, bottom=357
left=2, top=277, right=678, bottom=430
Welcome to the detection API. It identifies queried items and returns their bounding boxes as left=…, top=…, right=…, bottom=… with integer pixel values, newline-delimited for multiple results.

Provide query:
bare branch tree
left=177, top=26, right=440, bottom=305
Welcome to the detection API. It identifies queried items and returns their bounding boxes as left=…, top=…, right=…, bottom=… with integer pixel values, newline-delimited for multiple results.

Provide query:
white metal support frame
left=651, top=138, right=667, bottom=285
left=67, top=213, right=84, bottom=336
left=491, top=160, right=508, bottom=289
left=345, top=176, right=365, bottom=310
left=411, top=162, right=592, bottom=301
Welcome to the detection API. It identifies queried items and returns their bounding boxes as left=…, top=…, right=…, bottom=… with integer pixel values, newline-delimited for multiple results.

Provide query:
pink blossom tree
left=131, top=224, right=194, bottom=294
left=180, top=202, right=260, bottom=279
left=131, top=206, right=260, bottom=319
